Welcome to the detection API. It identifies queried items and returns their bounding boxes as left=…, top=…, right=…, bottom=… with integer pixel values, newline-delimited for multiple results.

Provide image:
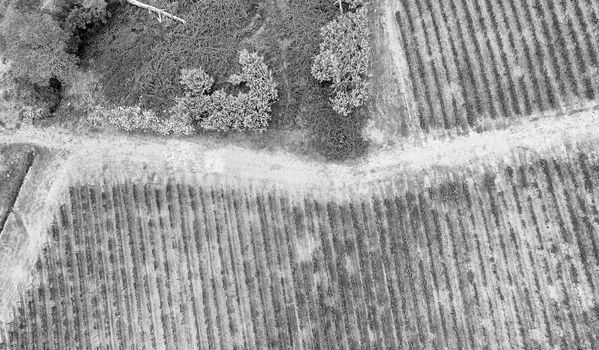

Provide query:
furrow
left=372, top=182, right=407, bottom=348
left=458, top=173, right=500, bottom=348
left=198, top=184, right=232, bottom=349
left=281, top=192, right=314, bottom=349
left=325, top=196, right=361, bottom=348
left=73, top=186, right=105, bottom=349
left=168, top=181, right=199, bottom=348
left=476, top=168, right=521, bottom=349
left=395, top=3, right=433, bottom=131
left=441, top=173, right=482, bottom=349
left=189, top=184, right=220, bottom=349
left=221, top=183, right=257, bottom=350
left=303, top=195, right=335, bottom=349
left=88, top=183, right=118, bottom=350
left=210, top=185, right=244, bottom=348
left=230, top=185, right=266, bottom=349
left=427, top=172, right=471, bottom=349
left=269, top=189, right=302, bottom=350
left=460, top=0, right=504, bottom=120
left=60, top=198, right=88, bottom=348
left=312, top=197, right=348, bottom=348
left=111, top=182, right=143, bottom=349
left=145, top=183, right=177, bottom=349
left=132, top=183, right=165, bottom=349
left=474, top=0, right=518, bottom=119
left=521, top=0, right=569, bottom=107
left=243, top=185, right=277, bottom=348
left=96, top=181, right=129, bottom=349
left=156, top=184, right=185, bottom=349
left=179, top=183, right=209, bottom=350
left=360, top=189, right=400, bottom=348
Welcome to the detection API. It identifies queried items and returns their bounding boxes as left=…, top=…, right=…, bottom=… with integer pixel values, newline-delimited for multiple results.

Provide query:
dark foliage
left=61, top=0, right=110, bottom=56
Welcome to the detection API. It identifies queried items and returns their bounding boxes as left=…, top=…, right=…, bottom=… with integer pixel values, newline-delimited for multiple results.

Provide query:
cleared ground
left=3, top=140, right=599, bottom=349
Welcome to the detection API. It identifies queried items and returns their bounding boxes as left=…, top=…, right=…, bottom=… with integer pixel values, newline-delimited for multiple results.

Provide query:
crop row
left=396, top=0, right=599, bottom=132
left=5, top=144, right=599, bottom=349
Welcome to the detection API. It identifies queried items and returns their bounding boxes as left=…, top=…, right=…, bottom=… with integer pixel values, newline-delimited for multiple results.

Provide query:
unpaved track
left=2, top=108, right=599, bottom=190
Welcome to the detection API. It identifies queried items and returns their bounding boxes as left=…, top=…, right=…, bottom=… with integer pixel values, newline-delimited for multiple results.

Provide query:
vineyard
left=2, top=141, right=599, bottom=349
left=394, top=0, right=599, bottom=132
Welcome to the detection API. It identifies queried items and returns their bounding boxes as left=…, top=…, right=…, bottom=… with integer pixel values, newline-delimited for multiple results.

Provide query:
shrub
left=88, top=105, right=194, bottom=135
left=311, top=3, right=372, bottom=116
left=171, top=49, right=278, bottom=132
left=0, top=7, right=78, bottom=87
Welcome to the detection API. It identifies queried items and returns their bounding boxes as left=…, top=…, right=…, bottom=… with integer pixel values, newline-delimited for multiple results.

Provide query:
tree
left=0, top=7, right=78, bottom=87
left=311, top=1, right=372, bottom=116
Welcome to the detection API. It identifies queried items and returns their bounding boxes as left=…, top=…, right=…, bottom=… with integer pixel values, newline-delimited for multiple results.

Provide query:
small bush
left=311, top=2, right=372, bottom=116
left=171, top=49, right=278, bottom=132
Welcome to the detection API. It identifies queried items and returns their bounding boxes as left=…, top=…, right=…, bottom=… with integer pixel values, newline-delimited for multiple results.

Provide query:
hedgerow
left=311, top=0, right=372, bottom=116
left=171, top=49, right=277, bottom=132
left=88, top=104, right=194, bottom=135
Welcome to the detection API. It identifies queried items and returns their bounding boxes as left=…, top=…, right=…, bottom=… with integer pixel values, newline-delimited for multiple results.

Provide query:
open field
left=2, top=140, right=599, bottom=349
left=387, top=0, right=599, bottom=134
